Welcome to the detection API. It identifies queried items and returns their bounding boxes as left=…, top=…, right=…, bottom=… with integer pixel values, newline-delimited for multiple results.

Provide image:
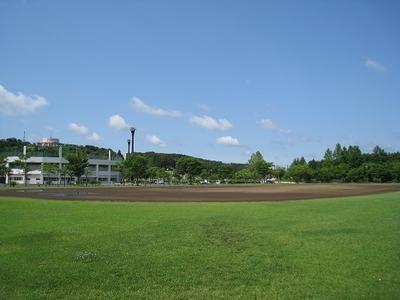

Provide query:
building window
left=43, top=177, right=58, bottom=182
left=99, top=165, right=109, bottom=172
left=28, top=163, right=42, bottom=171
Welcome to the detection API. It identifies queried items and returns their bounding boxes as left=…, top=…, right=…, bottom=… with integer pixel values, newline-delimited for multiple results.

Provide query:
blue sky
left=1, top=0, right=399, bottom=166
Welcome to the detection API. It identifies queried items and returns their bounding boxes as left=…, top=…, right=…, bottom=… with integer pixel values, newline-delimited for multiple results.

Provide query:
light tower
left=130, top=127, right=136, bottom=153
left=127, top=139, right=131, bottom=154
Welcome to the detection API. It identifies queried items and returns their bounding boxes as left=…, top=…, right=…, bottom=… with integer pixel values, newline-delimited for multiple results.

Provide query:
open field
left=1, top=192, right=400, bottom=299
left=0, top=183, right=400, bottom=202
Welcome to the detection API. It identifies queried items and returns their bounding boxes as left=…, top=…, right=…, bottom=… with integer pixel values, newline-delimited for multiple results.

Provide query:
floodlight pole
left=127, top=139, right=131, bottom=154
left=130, top=127, right=136, bottom=154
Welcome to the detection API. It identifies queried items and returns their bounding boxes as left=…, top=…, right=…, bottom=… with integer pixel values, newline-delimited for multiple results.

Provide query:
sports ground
left=1, top=183, right=399, bottom=202
left=1, top=184, right=400, bottom=299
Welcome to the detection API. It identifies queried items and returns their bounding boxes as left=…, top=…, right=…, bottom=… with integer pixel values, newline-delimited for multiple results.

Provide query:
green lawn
left=1, top=193, right=399, bottom=299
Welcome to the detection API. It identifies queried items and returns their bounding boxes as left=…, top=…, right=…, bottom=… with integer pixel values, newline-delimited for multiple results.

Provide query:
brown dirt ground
left=1, top=184, right=400, bottom=202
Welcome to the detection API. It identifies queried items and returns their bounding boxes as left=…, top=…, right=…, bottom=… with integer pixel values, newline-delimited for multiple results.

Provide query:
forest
left=1, top=138, right=400, bottom=183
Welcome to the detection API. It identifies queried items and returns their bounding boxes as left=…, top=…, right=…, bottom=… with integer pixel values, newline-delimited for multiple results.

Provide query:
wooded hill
left=0, top=138, right=245, bottom=172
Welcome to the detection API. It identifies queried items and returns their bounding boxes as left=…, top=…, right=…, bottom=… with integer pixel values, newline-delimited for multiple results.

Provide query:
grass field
left=1, top=193, right=399, bottom=299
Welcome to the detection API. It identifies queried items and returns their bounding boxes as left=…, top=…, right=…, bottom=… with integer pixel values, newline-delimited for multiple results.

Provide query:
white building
left=37, top=137, right=60, bottom=147
left=4, top=145, right=121, bottom=185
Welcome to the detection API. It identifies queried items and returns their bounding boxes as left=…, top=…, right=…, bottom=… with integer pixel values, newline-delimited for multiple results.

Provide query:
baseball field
left=1, top=184, right=399, bottom=299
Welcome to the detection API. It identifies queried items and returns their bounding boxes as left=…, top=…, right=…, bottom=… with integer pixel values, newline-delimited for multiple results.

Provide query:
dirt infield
left=1, top=184, right=400, bottom=202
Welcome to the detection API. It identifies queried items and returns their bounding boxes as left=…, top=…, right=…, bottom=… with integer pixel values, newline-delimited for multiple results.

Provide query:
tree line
left=285, top=144, right=400, bottom=183
left=118, top=151, right=272, bottom=184
left=1, top=139, right=400, bottom=185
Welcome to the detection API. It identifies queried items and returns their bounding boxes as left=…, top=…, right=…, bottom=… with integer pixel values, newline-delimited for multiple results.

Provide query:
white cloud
left=146, top=135, right=167, bottom=147
left=68, top=123, right=89, bottom=135
left=365, top=58, right=386, bottom=73
left=216, top=136, right=240, bottom=146
left=108, top=114, right=130, bottom=130
left=0, top=84, right=48, bottom=115
left=260, top=119, right=290, bottom=133
left=131, top=97, right=181, bottom=117
left=88, top=132, right=101, bottom=141
left=189, top=115, right=233, bottom=131
left=68, top=122, right=101, bottom=141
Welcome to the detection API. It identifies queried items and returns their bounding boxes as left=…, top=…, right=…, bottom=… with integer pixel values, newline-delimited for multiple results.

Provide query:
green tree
left=5, top=166, right=12, bottom=186
left=66, top=150, right=89, bottom=184
left=331, top=163, right=350, bottom=182
left=156, top=167, right=170, bottom=184
left=115, top=161, right=126, bottom=185
left=15, top=154, right=30, bottom=186
left=373, top=145, right=386, bottom=156
left=323, top=148, right=334, bottom=162
left=285, top=164, right=313, bottom=183
left=388, top=162, right=400, bottom=182
left=147, top=166, right=160, bottom=182
left=363, top=163, right=392, bottom=183
left=346, top=167, right=365, bottom=182
left=307, top=159, right=317, bottom=169
left=0, top=156, right=7, bottom=184
left=65, top=164, right=75, bottom=185
left=0, top=156, right=12, bottom=185
left=172, top=168, right=182, bottom=184
left=147, top=166, right=169, bottom=183
left=248, top=151, right=272, bottom=182
left=234, top=168, right=254, bottom=183
left=290, top=157, right=307, bottom=167
left=344, top=146, right=363, bottom=168
left=41, top=163, right=59, bottom=185
left=199, top=169, right=210, bottom=181
left=83, top=166, right=91, bottom=186
left=333, top=144, right=343, bottom=161
left=372, top=145, right=386, bottom=163
left=59, top=165, right=69, bottom=186
left=175, top=157, right=202, bottom=184
left=316, top=166, right=333, bottom=182
left=217, top=164, right=236, bottom=183
left=120, top=154, right=148, bottom=185
left=271, top=166, right=286, bottom=182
